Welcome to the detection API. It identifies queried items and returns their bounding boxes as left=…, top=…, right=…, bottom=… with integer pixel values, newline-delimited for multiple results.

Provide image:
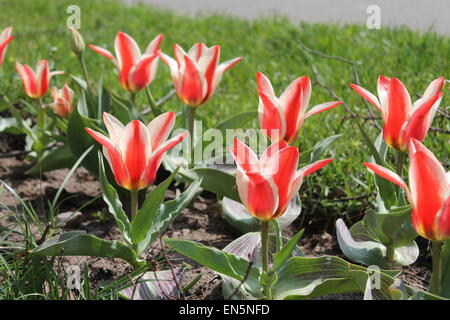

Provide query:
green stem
left=79, top=55, right=94, bottom=100
left=430, top=241, right=443, bottom=296
left=187, top=106, right=196, bottom=167
left=130, top=92, right=136, bottom=106
left=130, top=190, right=139, bottom=220
left=395, top=151, right=406, bottom=203
left=261, top=221, right=272, bottom=300
left=385, top=245, right=396, bottom=268
left=145, top=86, right=161, bottom=117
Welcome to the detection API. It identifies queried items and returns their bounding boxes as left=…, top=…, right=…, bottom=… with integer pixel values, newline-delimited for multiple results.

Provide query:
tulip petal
left=211, top=56, right=243, bottom=92
left=187, top=43, right=207, bottom=61
left=258, top=91, right=286, bottom=141
left=299, top=158, right=333, bottom=178
left=147, top=112, right=176, bottom=151
left=128, top=54, right=159, bottom=92
left=402, top=92, right=442, bottom=143
left=434, top=196, right=450, bottom=241
left=0, top=34, right=13, bottom=65
left=36, top=60, right=49, bottom=97
left=89, top=44, right=118, bottom=66
left=230, top=138, right=260, bottom=172
left=364, top=162, right=410, bottom=201
left=159, top=51, right=179, bottom=88
left=16, top=62, right=38, bottom=97
left=115, top=32, right=141, bottom=85
left=244, top=171, right=279, bottom=221
left=263, top=146, right=299, bottom=215
left=256, top=72, right=275, bottom=97
left=179, top=55, right=206, bottom=106
left=140, top=132, right=186, bottom=188
left=377, top=75, right=390, bottom=113
left=304, top=101, right=342, bottom=118
left=279, top=76, right=310, bottom=142
left=384, top=78, right=411, bottom=146
left=103, top=112, right=125, bottom=146
left=260, top=140, right=288, bottom=167
left=200, top=45, right=220, bottom=102
left=120, top=120, right=151, bottom=189
left=85, top=128, right=129, bottom=187
left=413, top=76, right=445, bottom=108
left=174, top=43, right=187, bottom=66
left=409, top=139, right=449, bottom=240
left=145, top=34, right=164, bottom=55
left=349, top=83, right=381, bottom=112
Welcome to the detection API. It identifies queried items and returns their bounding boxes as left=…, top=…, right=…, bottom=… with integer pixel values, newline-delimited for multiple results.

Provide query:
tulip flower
left=364, top=139, right=449, bottom=242
left=86, top=112, right=186, bottom=191
left=89, top=31, right=162, bottom=92
left=46, top=83, right=73, bottom=117
left=230, top=139, right=332, bottom=221
left=350, top=76, right=444, bottom=151
left=159, top=43, right=243, bottom=107
left=16, top=60, right=64, bottom=99
left=0, top=26, right=13, bottom=67
left=257, top=72, right=341, bottom=144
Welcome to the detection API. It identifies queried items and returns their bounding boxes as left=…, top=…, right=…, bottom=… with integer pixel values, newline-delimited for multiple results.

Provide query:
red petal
left=364, top=162, right=409, bottom=194
left=258, top=91, right=285, bottom=141
left=147, top=112, right=176, bottom=151
left=128, top=54, right=159, bottom=92
left=349, top=83, right=381, bottom=112
left=230, top=139, right=260, bottom=173
left=179, top=55, right=205, bottom=106
left=245, top=172, right=278, bottom=221
left=85, top=128, right=129, bottom=188
left=120, top=120, right=151, bottom=190
left=384, top=78, right=411, bottom=149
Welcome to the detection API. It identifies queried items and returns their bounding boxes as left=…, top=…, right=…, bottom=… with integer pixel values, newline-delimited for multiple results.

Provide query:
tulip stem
left=145, top=86, right=161, bottom=117
left=261, top=221, right=272, bottom=300
left=395, top=151, right=406, bottom=203
left=78, top=55, right=95, bottom=101
left=385, top=245, right=396, bottom=268
left=430, top=241, right=443, bottom=296
left=187, top=106, right=196, bottom=167
left=130, top=190, right=139, bottom=220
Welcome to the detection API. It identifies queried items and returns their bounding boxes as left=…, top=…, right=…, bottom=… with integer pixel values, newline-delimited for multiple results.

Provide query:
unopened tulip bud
left=70, top=28, right=85, bottom=56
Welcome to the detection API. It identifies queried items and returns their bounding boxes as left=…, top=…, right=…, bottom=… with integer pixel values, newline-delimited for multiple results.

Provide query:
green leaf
left=440, top=240, right=450, bottom=298
left=135, top=178, right=202, bottom=255
left=67, top=103, right=101, bottom=176
left=363, top=206, right=418, bottom=248
left=336, top=219, right=419, bottom=268
left=165, top=238, right=262, bottom=298
left=192, top=168, right=240, bottom=201
left=110, top=93, right=133, bottom=124
left=98, top=152, right=131, bottom=244
left=120, top=268, right=184, bottom=300
left=222, top=194, right=301, bottom=233
left=26, top=145, right=76, bottom=175
left=214, top=111, right=257, bottom=134
left=272, top=229, right=304, bottom=272
left=31, top=231, right=143, bottom=268
left=131, top=168, right=178, bottom=247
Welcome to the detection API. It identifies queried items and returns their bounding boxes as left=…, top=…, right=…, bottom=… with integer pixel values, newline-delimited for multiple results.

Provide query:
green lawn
left=1, top=0, right=449, bottom=220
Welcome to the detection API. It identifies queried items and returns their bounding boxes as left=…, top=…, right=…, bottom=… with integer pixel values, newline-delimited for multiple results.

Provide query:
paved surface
left=123, top=0, right=450, bottom=35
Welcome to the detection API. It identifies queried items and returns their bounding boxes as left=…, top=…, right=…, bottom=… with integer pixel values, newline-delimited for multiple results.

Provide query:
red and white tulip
left=230, top=139, right=332, bottom=221
left=0, top=26, right=13, bottom=67
left=86, top=112, right=186, bottom=191
left=364, top=139, right=450, bottom=241
left=16, top=60, right=64, bottom=99
left=257, top=72, right=341, bottom=144
left=89, top=31, right=162, bottom=92
left=159, top=43, right=243, bottom=107
left=350, top=76, right=444, bottom=151
left=46, top=83, right=74, bottom=117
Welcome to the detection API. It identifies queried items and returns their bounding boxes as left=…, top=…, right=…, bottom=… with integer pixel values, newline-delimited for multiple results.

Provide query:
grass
left=0, top=0, right=448, bottom=216
left=0, top=0, right=449, bottom=300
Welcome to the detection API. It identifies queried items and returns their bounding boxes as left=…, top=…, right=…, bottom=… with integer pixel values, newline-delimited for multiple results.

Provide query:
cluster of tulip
left=0, top=24, right=448, bottom=300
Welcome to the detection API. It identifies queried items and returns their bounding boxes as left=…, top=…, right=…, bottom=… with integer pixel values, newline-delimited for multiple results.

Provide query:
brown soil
left=0, top=133, right=431, bottom=300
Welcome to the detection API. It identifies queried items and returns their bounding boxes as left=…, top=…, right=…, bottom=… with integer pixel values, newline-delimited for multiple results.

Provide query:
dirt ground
left=0, top=133, right=431, bottom=300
